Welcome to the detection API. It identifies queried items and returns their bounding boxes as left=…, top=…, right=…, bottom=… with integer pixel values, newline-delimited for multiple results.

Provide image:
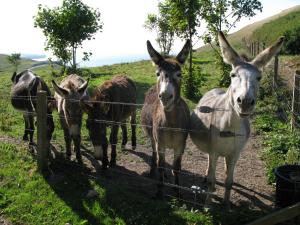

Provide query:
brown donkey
left=84, top=75, right=137, bottom=169
left=141, top=40, right=190, bottom=197
left=52, top=74, right=89, bottom=163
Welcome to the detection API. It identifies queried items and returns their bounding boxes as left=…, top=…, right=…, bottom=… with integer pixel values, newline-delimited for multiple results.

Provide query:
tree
left=282, top=27, right=300, bottom=55
left=202, top=0, right=263, bottom=87
left=7, top=53, right=21, bottom=72
left=165, top=0, right=203, bottom=100
left=34, top=0, right=103, bottom=71
left=144, top=2, right=175, bottom=56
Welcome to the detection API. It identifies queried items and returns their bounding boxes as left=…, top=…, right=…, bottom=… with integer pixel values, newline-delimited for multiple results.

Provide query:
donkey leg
left=223, top=154, right=238, bottom=209
left=173, top=150, right=183, bottom=197
left=23, top=114, right=29, bottom=141
left=121, top=124, right=127, bottom=150
left=109, top=125, right=119, bottom=167
left=156, top=146, right=166, bottom=198
left=63, top=128, right=72, bottom=160
left=73, top=135, right=82, bottom=164
left=28, top=114, right=35, bottom=147
left=130, top=113, right=136, bottom=150
left=149, top=139, right=157, bottom=177
left=205, top=153, right=218, bottom=207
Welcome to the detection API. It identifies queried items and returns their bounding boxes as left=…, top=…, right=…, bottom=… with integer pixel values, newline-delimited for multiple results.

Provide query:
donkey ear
left=78, top=78, right=89, bottom=97
left=251, top=37, right=284, bottom=69
left=218, top=31, right=242, bottom=66
left=80, top=99, right=93, bottom=113
left=147, top=40, right=164, bottom=65
left=52, top=80, right=68, bottom=98
left=11, top=72, right=17, bottom=83
left=176, top=40, right=191, bottom=64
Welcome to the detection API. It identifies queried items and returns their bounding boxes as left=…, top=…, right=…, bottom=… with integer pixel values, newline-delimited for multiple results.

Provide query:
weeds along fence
left=0, top=90, right=268, bottom=209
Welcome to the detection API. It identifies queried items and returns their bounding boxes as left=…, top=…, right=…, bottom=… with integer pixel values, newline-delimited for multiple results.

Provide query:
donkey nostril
left=237, top=97, right=242, bottom=104
left=159, top=94, right=162, bottom=99
left=251, top=100, right=255, bottom=106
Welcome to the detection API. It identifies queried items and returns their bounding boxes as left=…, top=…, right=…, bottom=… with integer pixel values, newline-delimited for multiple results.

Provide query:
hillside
left=0, top=54, right=52, bottom=73
left=197, top=5, right=300, bottom=53
left=0, top=54, right=36, bottom=72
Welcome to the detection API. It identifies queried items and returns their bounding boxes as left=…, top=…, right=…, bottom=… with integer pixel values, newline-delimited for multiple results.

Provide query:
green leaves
left=34, top=0, right=103, bottom=70
left=7, top=53, right=21, bottom=72
left=144, top=2, right=175, bottom=56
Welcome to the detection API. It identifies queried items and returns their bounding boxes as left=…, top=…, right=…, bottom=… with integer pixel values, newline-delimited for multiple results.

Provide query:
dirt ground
left=0, top=130, right=275, bottom=220
left=45, top=129, right=275, bottom=212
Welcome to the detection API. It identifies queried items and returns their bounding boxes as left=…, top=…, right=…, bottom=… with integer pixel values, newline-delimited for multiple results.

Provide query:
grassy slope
left=197, top=5, right=300, bottom=52
left=0, top=54, right=36, bottom=72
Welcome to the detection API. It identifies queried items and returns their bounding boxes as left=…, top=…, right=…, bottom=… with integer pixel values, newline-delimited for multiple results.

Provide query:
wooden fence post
left=273, top=54, right=279, bottom=88
left=291, top=70, right=300, bottom=131
left=37, top=90, right=49, bottom=172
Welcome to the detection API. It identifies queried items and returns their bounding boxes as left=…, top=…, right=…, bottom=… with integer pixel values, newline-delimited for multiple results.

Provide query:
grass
left=0, top=141, right=214, bottom=225
left=0, top=52, right=273, bottom=224
left=0, top=58, right=218, bottom=225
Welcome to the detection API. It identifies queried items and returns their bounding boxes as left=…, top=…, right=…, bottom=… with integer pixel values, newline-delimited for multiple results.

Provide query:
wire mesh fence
left=0, top=89, right=278, bottom=210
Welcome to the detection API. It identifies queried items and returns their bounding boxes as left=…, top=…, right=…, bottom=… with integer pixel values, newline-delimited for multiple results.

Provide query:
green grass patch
left=0, top=142, right=213, bottom=225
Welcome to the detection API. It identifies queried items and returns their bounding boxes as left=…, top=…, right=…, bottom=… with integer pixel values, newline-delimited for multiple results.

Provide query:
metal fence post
left=291, top=70, right=300, bottom=131
left=37, top=90, right=49, bottom=172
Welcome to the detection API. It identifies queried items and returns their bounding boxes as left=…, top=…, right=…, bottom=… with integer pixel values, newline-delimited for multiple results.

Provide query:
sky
left=0, top=0, right=299, bottom=65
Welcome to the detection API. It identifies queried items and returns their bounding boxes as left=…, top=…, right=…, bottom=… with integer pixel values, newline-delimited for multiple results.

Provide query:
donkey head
left=84, top=92, right=110, bottom=159
left=52, top=78, right=89, bottom=136
left=147, top=40, right=190, bottom=111
left=218, top=31, right=284, bottom=117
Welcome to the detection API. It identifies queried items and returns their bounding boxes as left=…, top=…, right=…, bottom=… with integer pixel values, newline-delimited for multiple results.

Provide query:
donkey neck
left=156, top=98, right=184, bottom=125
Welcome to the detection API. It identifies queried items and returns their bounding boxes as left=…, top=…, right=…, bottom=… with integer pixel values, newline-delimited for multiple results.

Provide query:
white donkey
left=190, top=31, right=284, bottom=208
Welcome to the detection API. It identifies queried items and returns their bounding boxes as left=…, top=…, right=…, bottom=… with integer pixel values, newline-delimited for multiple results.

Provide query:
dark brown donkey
left=84, top=75, right=136, bottom=169
left=141, top=40, right=190, bottom=196
left=11, top=70, right=55, bottom=147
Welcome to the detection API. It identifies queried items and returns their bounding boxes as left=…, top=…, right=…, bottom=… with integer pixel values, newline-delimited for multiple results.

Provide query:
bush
left=282, top=27, right=300, bottom=55
left=254, top=71, right=300, bottom=183
left=182, top=63, right=208, bottom=102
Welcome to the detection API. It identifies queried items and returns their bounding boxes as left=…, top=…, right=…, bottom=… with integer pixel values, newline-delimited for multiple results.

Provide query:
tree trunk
left=72, top=45, right=77, bottom=70
left=189, top=31, right=193, bottom=83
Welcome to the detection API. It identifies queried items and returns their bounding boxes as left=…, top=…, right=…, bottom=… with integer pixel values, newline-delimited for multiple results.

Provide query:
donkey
left=141, top=40, right=190, bottom=197
left=52, top=74, right=89, bottom=163
left=84, top=75, right=137, bottom=169
left=11, top=70, right=55, bottom=147
left=189, top=31, right=284, bottom=208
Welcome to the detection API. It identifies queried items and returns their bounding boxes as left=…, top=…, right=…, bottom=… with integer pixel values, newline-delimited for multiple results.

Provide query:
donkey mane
left=65, top=80, right=77, bottom=91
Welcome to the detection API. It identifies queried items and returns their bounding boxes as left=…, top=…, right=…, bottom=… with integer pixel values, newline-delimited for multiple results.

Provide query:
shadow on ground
left=44, top=146, right=274, bottom=225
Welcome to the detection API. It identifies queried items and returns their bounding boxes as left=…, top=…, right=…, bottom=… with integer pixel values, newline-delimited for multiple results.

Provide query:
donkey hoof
left=66, top=154, right=71, bottom=161
left=23, top=135, right=29, bottom=141
left=121, top=145, right=126, bottom=151
left=77, top=158, right=83, bottom=164
left=101, top=163, right=108, bottom=170
left=155, top=190, right=164, bottom=199
left=132, top=145, right=136, bottom=151
left=109, top=160, right=116, bottom=168
left=221, top=200, right=232, bottom=211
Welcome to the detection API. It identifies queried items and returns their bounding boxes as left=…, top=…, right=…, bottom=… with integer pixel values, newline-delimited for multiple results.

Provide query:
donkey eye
left=156, top=72, right=160, bottom=77
left=257, top=77, right=262, bottom=81
left=230, top=73, right=236, bottom=78
left=177, top=73, right=182, bottom=78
